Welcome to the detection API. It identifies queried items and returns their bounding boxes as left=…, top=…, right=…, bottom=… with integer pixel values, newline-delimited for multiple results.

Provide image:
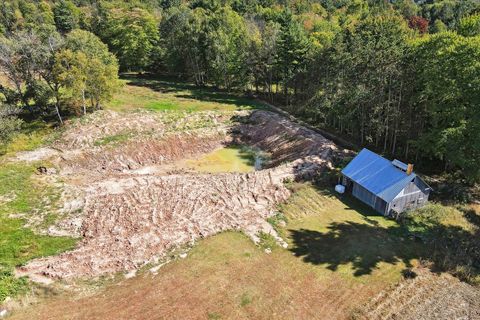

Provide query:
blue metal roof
left=341, top=149, right=416, bottom=202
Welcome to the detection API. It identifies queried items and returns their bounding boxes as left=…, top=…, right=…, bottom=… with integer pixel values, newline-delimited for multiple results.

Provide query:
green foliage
left=205, top=7, right=250, bottom=89
left=431, top=19, right=448, bottom=33
left=412, top=32, right=480, bottom=182
left=458, top=13, right=480, bottom=37
left=0, top=105, right=23, bottom=145
left=257, top=231, right=277, bottom=250
left=0, top=0, right=479, bottom=181
left=276, top=10, right=311, bottom=105
left=60, top=29, right=120, bottom=111
left=53, top=0, right=80, bottom=33
left=159, top=5, right=251, bottom=89
left=102, top=7, right=159, bottom=71
left=421, top=0, right=480, bottom=29
left=0, top=269, right=28, bottom=302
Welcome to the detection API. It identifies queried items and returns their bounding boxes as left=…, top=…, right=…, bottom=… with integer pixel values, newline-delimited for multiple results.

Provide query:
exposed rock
left=15, top=147, right=59, bottom=162
left=124, top=270, right=137, bottom=279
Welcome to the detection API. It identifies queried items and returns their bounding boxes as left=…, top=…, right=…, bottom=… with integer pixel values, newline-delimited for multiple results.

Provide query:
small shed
left=341, top=149, right=431, bottom=216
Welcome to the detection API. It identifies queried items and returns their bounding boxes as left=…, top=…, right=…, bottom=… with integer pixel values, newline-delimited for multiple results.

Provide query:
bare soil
left=14, top=109, right=337, bottom=280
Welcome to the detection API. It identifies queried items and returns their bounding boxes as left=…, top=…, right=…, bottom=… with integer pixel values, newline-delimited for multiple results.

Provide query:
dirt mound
left=17, top=164, right=313, bottom=279
left=359, top=268, right=480, bottom=320
left=60, top=133, right=225, bottom=173
left=56, top=110, right=232, bottom=150
left=16, top=109, right=336, bottom=280
left=238, top=110, right=336, bottom=167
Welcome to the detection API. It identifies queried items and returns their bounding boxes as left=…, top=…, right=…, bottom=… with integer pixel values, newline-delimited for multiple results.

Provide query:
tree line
left=0, top=0, right=479, bottom=182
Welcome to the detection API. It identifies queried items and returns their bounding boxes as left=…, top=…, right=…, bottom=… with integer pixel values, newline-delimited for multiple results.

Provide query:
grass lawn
left=9, top=183, right=428, bottom=320
left=105, top=74, right=268, bottom=112
left=280, top=184, right=423, bottom=282
left=0, top=163, right=77, bottom=302
left=0, top=121, right=57, bottom=156
left=184, top=146, right=258, bottom=173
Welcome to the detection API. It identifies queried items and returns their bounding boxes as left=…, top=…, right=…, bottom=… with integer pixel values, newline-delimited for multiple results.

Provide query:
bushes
left=402, top=203, right=480, bottom=284
left=0, top=269, right=28, bottom=302
left=0, top=105, right=23, bottom=145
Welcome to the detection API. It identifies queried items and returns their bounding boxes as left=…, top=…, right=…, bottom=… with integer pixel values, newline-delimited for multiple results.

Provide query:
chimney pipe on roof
left=407, top=164, right=414, bottom=175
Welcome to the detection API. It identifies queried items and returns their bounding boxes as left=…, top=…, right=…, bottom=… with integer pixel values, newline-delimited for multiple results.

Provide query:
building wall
left=349, top=177, right=430, bottom=216
left=352, top=183, right=376, bottom=207
left=389, top=179, right=430, bottom=214
left=352, top=183, right=387, bottom=214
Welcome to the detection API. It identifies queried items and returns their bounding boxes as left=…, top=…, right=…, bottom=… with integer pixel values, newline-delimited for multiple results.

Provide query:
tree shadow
left=122, top=73, right=267, bottom=109
left=288, top=199, right=480, bottom=282
left=289, top=222, right=418, bottom=276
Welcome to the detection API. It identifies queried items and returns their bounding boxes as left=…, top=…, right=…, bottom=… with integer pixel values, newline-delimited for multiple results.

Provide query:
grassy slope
left=0, top=98, right=73, bottom=302
left=0, top=163, right=77, bottom=301
left=106, top=75, right=267, bottom=112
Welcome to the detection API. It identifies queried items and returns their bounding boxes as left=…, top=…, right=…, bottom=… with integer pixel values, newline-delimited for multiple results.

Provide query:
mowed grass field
left=106, top=74, right=267, bottom=112
left=10, top=184, right=426, bottom=320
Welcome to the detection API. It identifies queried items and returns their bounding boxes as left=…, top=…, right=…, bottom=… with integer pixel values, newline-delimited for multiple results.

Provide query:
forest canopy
left=0, top=0, right=479, bottom=183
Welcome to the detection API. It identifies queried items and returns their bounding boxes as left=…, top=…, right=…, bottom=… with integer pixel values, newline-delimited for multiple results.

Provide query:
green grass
left=184, top=146, right=258, bottom=173
left=239, top=292, right=253, bottom=307
left=105, top=75, right=269, bottom=113
left=280, top=183, right=479, bottom=283
left=145, top=100, right=179, bottom=111
left=257, top=232, right=278, bottom=251
left=279, top=184, right=419, bottom=282
left=0, top=120, right=56, bottom=156
left=94, top=132, right=132, bottom=147
left=0, top=163, right=77, bottom=302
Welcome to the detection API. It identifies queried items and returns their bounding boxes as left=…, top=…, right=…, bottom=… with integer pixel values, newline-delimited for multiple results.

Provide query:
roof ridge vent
left=392, top=159, right=408, bottom=171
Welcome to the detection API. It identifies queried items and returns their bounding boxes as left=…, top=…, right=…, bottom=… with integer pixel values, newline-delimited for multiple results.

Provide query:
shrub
left=0, top=104, right=23, bottom=144
left=257, top=231, right=277, bottom=250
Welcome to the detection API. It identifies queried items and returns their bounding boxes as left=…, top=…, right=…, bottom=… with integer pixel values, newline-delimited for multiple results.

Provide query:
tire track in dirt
left=15, top=110, right=338, bottom=280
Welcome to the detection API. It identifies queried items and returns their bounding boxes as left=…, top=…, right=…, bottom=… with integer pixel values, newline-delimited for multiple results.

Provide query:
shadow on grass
left=122, top=73, right=267, bottom=110
left=289, top=222, right=418, bottom=276
left=288, top=187, right=480, bottom=282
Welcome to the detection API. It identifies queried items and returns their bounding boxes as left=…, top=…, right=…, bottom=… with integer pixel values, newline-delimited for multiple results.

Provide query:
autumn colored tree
left=408, top=16, right=429, bottom=34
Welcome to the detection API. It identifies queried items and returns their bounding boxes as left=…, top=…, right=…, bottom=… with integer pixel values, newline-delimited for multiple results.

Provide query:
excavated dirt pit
left=13, top=109, right=337, bottom=280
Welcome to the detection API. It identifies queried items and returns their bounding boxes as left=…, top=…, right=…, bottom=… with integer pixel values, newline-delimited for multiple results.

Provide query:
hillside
left=0, top=76, right=478, bottom=319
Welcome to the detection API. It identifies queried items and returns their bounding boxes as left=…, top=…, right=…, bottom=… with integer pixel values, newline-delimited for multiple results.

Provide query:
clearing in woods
left=2, top=75, right=479, bottom=320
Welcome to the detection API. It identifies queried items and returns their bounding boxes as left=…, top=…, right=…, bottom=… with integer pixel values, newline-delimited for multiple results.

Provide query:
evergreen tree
left=276, top=10, right=311, bottom=106
left=53, top=0, right=79, bottom=33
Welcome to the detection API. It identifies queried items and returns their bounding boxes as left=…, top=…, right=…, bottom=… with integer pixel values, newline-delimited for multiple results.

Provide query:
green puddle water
left=185, top=146, right=263, bottom=173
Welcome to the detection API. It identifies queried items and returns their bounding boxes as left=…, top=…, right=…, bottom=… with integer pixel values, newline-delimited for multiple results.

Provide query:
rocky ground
left=12, top=109, right=337, bottom=280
